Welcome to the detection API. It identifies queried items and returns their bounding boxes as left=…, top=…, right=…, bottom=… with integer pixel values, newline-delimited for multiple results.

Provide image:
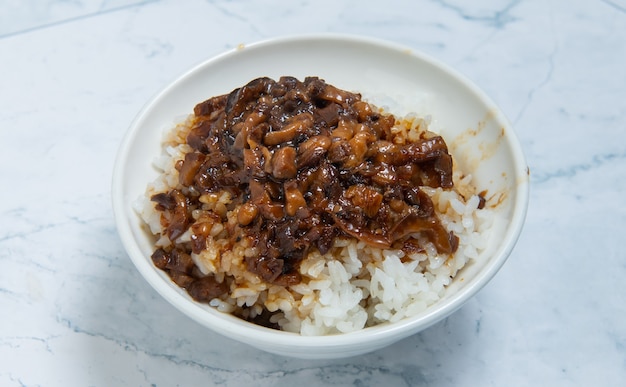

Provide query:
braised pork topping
left=152, top=76, right=457, bottom=289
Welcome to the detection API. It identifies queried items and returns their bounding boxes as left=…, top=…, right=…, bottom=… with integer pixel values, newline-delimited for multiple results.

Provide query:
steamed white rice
left=136, top=111, right=495, bottom=335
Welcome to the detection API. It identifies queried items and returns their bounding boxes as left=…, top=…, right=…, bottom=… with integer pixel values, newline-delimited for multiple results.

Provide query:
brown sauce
left=150, top=76, right=458, bottom=296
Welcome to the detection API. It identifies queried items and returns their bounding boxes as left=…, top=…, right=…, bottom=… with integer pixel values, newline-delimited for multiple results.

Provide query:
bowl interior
left=112, top=35, right=529, bottom=358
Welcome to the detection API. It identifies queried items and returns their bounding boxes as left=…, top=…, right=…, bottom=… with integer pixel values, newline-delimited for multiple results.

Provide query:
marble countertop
left=1, top=0, right=625, bottom=385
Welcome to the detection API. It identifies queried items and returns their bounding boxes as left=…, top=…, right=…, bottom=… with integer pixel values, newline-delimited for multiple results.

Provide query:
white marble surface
left=1, top=0, right=625, bottom=385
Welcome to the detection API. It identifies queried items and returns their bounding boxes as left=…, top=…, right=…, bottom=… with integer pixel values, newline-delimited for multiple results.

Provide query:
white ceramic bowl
left=112, top=34, right=529, bottom=359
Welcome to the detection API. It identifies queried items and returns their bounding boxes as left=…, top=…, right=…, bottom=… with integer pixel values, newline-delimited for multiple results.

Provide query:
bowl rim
left=112, top=33, right=529, bottom=349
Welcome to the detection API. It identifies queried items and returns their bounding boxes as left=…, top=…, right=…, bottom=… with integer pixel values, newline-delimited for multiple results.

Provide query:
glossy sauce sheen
left=151, top=76, right=458, bottom=294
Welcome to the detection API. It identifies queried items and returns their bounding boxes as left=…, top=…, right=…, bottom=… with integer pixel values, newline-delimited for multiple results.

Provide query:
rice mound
left=136, top=111, right=494, bottom=335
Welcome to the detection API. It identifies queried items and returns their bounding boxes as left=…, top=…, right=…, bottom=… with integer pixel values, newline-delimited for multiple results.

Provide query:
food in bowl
left=136, top=76, right=495, bottom=335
